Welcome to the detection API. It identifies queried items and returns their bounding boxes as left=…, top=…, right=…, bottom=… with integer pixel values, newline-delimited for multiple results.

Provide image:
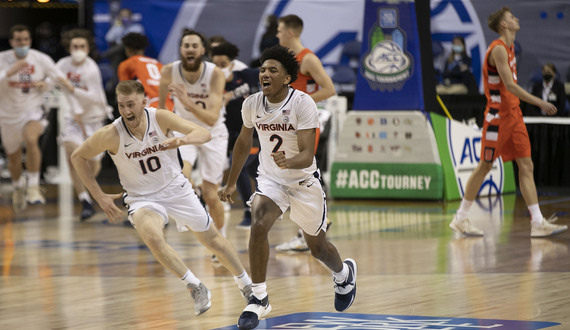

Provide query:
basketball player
left=118, top=32, right=174, bottom=110
left=56, top=28, right=113, bottom=221
left=71, top=80, right=252, bottom=316
left=159, top=29, right=229, bottom=240
left=276, top=14, right=336, bottom=252
left=219, top=45, right=356, bottom=330
left=449, top=7, right=567, bottom=238
left=0, top=24, right=74, bottom=211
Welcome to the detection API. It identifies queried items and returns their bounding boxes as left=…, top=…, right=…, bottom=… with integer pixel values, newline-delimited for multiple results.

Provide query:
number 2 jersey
left=109, top=107, right=183, bottom=195
left=242, top=87, right=319, bottom=186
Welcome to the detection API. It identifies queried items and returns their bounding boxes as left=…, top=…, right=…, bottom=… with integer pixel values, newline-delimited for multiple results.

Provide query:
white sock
left=78, top=191, right=92, bottom=203
left=12, top=176, right=26, bottom=189
left=27, top=172, right=40, bottom=187
left=528, top=204, right=543, bottom=225
left=333, top=263, right=349, bottom=283
left=456, top=199, right=473, bottom=222
left=234, top=271, right=252, bottom=290
left=180, top=269, right=201, bottom=286
left=220, top=222, right=227, bottom=237
left=252, top=282, right=267, bottom=300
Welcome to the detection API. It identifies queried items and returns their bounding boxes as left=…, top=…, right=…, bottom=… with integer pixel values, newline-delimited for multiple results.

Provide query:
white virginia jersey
left=56, top=56, right=112, bottom=123
left=171, top=60, right=225, bottom=130
left=109, top=108, right=183, bottom=195
left=0, top=49, right=65, bottom=123
left=242, top=88, right=319, bottom=185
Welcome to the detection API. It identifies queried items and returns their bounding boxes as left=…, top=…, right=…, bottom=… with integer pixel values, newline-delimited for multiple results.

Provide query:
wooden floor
left=1, top=183, right=569, bottom=329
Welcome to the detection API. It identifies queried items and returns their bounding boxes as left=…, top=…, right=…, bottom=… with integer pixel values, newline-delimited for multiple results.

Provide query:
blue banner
left=353, top=0, right=424, bottom=111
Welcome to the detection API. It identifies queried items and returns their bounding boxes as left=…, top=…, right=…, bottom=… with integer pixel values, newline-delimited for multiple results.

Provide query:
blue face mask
left=452, top=45, right=464, bottom=53
left=15, top=46, right=30, bottom=58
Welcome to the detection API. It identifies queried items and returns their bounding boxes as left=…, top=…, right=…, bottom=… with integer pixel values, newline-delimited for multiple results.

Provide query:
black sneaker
left=237, top=210, right=252, bottom=229
left=80, top=200, right=96, bottom=222
left=238, top=295, right=272, bottom=329
left=334, top=258, right=357, bottom=312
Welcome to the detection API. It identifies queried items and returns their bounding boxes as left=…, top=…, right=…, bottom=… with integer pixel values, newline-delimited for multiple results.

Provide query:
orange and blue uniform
left=481, top=39, right=530, bottom=163
left=291, top=48, right=320, bottom=153
left=118, top=55, right=174, bottom=111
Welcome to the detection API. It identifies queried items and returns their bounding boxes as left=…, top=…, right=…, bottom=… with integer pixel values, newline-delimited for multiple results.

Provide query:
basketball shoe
left=187, top=282, right=212, bottom=315
left=238, top=295, right=272, bottom=329
left=26, top=185, right=45, bottom=205
left=334, top=258, right=357, bottom=312
left=531, top=216, right=567, bottom=237
left=80, top=200, right=96, bottom=222
left=275, top=229, right=309, bottom=252
left=240, top=284, right=253, bottom=301
left=449, top=215, right=484, bottom=237
left=12, top=187, right=26, bottom=211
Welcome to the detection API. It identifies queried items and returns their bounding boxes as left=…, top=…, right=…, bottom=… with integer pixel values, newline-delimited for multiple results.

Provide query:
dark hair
left=542, top=63, right=557, bottom=74
left=211, top=42, right=239, bottom=60
left=180, top=28, right=207, bottom=48
left=116, top=80, right=145, bottom=96
left=61, top=28, right=94, bottom=53
left=259, top=45, right=299, bottom=84
left=122, top=32, right=148, bottom=51
left=9, top=24, right=31, bottom=39
left=488, top=6, right=510, bottom=33
left=447, top=35, right=468, bottom=63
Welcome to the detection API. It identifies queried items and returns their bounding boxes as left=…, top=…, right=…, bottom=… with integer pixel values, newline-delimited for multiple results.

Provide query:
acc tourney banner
left=353, top=0, right=424, bottom=111
left=430, top=113, right=515, bottom=201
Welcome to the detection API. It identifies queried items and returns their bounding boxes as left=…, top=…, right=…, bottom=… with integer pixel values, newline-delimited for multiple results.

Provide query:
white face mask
left=15, top=46, right=30, bottom=58
left=221, top=66, right=232, bottom=80
left=71, top=50, right=88, bottom=64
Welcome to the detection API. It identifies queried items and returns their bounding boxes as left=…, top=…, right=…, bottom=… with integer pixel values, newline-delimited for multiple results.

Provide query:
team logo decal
left=362, top=8, right=413, bottom=91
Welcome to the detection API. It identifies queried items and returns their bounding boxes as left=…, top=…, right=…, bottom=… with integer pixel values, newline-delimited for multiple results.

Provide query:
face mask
left=543, top=74, right=553, bottom=82
left=121, top=18, right=132, bottom=26
left=221, top=66, right=232, bottom=80
left=15, top=46, right=30, bottom=58
left=452, top=45, right=464, bottom=53
left=71, top=50, right=88, bottom=63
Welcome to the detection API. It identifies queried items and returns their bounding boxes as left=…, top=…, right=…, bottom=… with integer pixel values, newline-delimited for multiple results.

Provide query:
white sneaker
left=26, top=185, right=45, bottom=205
left=12, top=188, right=27, bottom=211
left=187, top=282, right=212, bottom=316
left=275, top=232, right=309, bottom=252
left=449, top=215, right=484, bottom=237
left=238, top=295, right=272, bottom=330
left=531, top=219, right=567, bottom=238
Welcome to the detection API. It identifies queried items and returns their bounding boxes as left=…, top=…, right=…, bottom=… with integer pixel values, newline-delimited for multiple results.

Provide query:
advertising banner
left=430, top=113, right=515, bottom=200
left=353, top=0, right=424, bottom=111
left=330, top=111, right=443, bottom=199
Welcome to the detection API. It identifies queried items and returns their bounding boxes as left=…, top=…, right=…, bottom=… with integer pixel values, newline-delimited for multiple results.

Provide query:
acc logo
left=362, top=9, right=413, bottom=91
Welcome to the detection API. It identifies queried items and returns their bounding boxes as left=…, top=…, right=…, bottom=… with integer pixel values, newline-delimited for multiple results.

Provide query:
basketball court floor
left=0, top=183, right=569, bottom=329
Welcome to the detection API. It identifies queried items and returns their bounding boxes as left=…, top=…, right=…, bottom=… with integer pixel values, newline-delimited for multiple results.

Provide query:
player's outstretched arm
left=71, top=125, right=125, bottom=223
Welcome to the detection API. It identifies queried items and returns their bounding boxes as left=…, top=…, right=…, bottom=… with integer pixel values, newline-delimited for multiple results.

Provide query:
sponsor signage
left=354, top=0, right=425, bottom=110
left=430, top=113, right=515, bottom=200
left=331, top=111, right=443, bottom=199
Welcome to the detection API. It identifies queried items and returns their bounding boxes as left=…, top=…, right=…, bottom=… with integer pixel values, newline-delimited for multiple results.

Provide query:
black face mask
left=543, top=74, right=553, bottom=82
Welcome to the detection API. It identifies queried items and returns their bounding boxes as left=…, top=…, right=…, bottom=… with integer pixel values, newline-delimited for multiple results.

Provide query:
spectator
left=524, top=63, right=567, bottom=116
left=250, top=15, right=280, bottom=68
left=439, top=36, right=478, bottom=95
left=103, top=8, right=145, bottom=86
